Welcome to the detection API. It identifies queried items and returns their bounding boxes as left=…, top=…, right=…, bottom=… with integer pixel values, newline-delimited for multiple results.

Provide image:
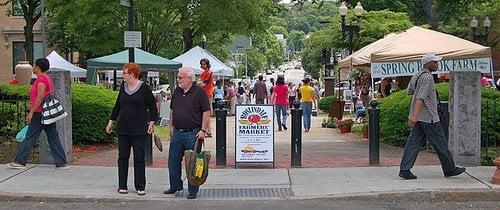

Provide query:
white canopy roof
left=173, top=46, right=234, bottom=77
left=370, top=26, right=492, bottom=78
left=46, top=51, right=87, bottom=78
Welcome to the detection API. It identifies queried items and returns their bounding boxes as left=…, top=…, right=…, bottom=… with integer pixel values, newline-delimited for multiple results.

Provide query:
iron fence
left=0, top=94, right=38, bottom=164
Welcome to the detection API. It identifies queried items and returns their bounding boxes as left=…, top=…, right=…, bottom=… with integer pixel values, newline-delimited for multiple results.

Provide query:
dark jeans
left=15, top=112, right=67, bottom=166
left=168, top=128, right=200, bottom=194
left=118, top=134, right=146, bottom=191
left=400, top=121, right=456, bottom=174
left=256, top=98, right=265, bottom=104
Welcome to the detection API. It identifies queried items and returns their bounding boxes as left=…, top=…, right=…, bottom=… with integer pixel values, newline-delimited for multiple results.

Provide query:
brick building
left=0, top=2, right=45, bottom=83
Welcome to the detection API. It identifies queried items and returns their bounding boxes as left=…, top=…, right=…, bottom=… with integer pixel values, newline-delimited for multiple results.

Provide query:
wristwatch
left=200, top=129, right=207, bottom=133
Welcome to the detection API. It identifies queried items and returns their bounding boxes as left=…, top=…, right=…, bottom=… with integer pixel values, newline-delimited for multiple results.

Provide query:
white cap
left=421, top=53, right=442, bottom=65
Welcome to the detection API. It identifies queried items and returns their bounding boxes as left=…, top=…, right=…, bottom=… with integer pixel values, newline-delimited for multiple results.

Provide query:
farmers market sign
left=235, top=105, right=274, bottom=164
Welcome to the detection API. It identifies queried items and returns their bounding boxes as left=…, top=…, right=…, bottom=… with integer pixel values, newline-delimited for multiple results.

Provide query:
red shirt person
left=198, top=58, right=214, bottom=136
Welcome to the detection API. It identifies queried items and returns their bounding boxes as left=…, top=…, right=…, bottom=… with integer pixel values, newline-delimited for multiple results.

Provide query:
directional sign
left=124, top=31, right=141, bottom=48
left=120, top=0, right=130, bottom=7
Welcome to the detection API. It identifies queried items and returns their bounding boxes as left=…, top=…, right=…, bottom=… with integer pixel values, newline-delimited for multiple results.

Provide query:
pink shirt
left=30, top=74, right=53, bottom=113
left=273, top=84, right=289, bottom=106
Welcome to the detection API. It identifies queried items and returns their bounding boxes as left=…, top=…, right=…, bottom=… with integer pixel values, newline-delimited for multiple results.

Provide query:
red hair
left=123, top=62, right=141, bottom=79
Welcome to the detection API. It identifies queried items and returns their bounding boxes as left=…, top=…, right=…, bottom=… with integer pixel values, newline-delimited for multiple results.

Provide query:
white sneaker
left=7, top=162, right=26, bottom=169
left=55, top=165, right=70, bottom=170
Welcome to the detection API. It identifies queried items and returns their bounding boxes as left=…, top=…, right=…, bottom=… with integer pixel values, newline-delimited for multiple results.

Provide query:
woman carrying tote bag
left=7, top=58, right=69, bottom=170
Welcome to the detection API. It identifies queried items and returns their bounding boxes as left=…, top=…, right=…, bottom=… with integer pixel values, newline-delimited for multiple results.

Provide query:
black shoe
left=399, top=170, right=417, bottom=179
left=163, top=188, right=183, bottom=194
left=282, top=124, right=287, bottom=130
left=187, top=193, right=198, bottom=199
left=444, top=167, right=466, bottom=177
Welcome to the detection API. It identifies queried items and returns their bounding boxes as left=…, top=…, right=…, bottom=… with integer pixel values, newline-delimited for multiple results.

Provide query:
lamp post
left=339, top=1, right=363, bottom=93
left=339, top=1, right=364, bottom=55
left=201, top=35, right=206, bottom=49
left=470, top=16, right=491, bottom=45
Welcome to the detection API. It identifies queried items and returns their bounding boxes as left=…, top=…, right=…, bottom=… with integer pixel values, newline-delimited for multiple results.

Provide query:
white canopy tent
left=370, top=26, right=492, bottom=79
left=173, top=46, right=234, bottom=77
left=46, top=51, right=87, bottom=78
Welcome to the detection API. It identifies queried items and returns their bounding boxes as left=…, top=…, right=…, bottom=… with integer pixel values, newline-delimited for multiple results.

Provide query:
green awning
left=86, top=48, right=181, bottom=84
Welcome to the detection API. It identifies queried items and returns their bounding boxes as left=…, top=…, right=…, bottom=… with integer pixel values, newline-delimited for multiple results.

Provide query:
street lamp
left=201, top=35, right=207, bottom=49
left=470, top=16, right=491, bottom=45
left=339, top=1, right=364, bottom=55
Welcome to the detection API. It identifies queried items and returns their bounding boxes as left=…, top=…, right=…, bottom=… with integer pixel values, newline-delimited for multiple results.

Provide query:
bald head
left=178, top=67, right=195, bottom=80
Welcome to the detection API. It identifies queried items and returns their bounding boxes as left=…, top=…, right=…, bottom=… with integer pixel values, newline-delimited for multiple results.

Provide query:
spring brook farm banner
left=235, top=105, right=274, bottom=163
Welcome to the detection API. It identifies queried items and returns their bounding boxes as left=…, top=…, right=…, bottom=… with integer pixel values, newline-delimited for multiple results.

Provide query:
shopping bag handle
left=194, top=138, right=203, bottom=154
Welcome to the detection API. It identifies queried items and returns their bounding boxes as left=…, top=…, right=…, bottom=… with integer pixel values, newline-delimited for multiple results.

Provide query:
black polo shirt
left=170, top=82, right=210, bottom=129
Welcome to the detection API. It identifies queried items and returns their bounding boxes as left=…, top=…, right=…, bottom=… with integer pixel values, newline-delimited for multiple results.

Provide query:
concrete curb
left=0, top=188, right=498, bottom=203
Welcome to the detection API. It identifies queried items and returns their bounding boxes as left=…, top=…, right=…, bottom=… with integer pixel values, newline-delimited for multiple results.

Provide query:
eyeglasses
left=176, top=76, right=188, bottom=80
left=123, top=72, right=130, bottom=75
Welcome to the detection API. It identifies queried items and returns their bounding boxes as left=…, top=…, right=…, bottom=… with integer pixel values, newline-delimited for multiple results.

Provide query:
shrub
left=0, top=83, right=118, bottom=145
left=0, top=84, right=29, bottom=99
left=318, top=96, right=338, bottom=113
left=481, top=147, right=498, bottom=166
left=71, top=84, right=118, bottom=145
left=378, top=83, right=500, bottom=151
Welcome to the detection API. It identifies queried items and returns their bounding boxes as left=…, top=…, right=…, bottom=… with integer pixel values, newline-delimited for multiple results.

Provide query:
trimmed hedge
left=0, top=84, right=118, bottom=145
left=318, top=96, right=338, bottom=113
left=378, top=83, right=500, bottom=149
left=72, top=84, right=118, bottom=145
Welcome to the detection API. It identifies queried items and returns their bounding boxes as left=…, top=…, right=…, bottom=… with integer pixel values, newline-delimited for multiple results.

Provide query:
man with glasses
left=164, top=67, right=210, bottom=199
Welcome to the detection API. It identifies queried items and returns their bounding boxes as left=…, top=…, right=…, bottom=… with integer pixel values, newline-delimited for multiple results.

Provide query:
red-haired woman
left=106, top=63, right=158, bottom=196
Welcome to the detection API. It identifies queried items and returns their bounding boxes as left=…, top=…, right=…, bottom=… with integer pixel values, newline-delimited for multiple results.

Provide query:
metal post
left=215, top=101, right=227, bottom=166
left=368, top=100, right=380, bottom=165
left=145, top=134, right=153, bottom=166
left=128, top=0, right=135, bottom=62
left=291, top=100, right=302, bottom=167
left=41, top=0, right=46, bottom=57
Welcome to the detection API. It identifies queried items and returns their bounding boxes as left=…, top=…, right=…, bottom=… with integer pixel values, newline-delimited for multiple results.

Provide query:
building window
left=12, top=42, right=43, bottom=74
left=11, top=0, right=23, bottom=16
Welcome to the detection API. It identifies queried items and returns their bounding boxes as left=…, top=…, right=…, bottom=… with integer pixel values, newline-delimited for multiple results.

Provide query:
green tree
left=1, top=0, right=41, bottom=64
left=173, top=0, right=280, bottom=52
left=302, top=10, right=413, bottom=78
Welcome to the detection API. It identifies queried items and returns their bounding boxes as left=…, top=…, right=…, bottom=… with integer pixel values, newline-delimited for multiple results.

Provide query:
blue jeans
left=168, top=128, right=200, bottom=194
left=400, top=121, right=456, bottom=174
left=301, top=102, right=312, bottom=129
left=15, top=112, right=67, bottom=166
left=275, top=104, right=288, bottom=129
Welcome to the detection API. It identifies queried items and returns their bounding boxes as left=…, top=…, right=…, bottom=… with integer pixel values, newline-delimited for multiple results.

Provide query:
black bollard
left=215, top=100, right=227, bottom=166
left=368, top=100, right=380, bottom=165
left=291, top=100, right=303, bottom=167
left=145, top=134, right=153, bottom=166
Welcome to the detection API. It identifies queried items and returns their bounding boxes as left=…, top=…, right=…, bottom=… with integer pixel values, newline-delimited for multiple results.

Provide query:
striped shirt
left=407, top=70, right=439, bottom=123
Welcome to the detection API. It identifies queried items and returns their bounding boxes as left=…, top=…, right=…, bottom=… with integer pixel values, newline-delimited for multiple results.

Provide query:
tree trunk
left=182, top=27, right=193, bottom=53
left=23, top=22, right=35, bottom=64
left=424, top=0, right=438, bottom=30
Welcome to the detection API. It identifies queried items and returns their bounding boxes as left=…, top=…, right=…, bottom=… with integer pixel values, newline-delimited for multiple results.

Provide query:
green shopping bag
left=15, top=125, right=29, bottom=143
left=184, top=138, right=211, bottom=187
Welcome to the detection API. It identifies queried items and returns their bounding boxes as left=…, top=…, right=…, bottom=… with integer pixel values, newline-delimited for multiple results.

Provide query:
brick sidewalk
left=72, top=115, right=440, bottom=168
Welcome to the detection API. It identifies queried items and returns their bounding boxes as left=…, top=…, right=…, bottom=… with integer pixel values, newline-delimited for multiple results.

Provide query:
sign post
left=235, top=105, right=275, bottom=168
